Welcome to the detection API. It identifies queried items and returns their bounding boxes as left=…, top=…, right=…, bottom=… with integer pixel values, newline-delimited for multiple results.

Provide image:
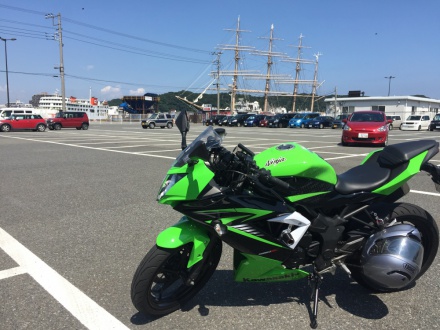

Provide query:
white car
left=400, top=115, right=431, bottom=131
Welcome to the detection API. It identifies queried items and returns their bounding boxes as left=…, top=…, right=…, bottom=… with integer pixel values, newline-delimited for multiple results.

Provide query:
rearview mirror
left=175, top=110, right=190, bottom=150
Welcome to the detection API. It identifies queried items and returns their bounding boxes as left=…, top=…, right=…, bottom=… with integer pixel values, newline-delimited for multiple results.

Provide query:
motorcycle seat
left=335, top=140, right=439, bottom=194
left=335, top=161, right=390, bottom=194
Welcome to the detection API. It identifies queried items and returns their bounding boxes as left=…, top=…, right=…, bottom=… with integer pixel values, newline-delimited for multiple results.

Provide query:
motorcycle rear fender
left=156, top=216, right=210, bottom=268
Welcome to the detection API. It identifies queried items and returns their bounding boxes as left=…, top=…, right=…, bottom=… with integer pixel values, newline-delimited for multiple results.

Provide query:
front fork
left=156, top=216, right=216, bottom=285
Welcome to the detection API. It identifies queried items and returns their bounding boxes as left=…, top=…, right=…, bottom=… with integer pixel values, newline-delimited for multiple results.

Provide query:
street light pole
left=0, top=37, right=16, bottom=107
left=384, top=75, right=395, bottom=96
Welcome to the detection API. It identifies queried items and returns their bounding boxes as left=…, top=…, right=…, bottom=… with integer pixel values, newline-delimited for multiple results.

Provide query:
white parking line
left=0, top=227, right=129, bottom=330
left=0, top=266, right=26, bottom=280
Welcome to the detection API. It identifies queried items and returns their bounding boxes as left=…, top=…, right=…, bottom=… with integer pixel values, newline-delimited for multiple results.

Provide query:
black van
left=268, top=112, right=296, bottom=128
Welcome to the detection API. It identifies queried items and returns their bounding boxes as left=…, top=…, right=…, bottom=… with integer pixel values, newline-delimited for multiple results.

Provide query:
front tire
left=349, top=203, right=439, bottom=292
left=131, top=240, right=222, bottom=316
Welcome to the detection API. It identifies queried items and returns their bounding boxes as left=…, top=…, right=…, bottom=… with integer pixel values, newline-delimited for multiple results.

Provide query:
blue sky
left=0, top=1, right=439, bottom=105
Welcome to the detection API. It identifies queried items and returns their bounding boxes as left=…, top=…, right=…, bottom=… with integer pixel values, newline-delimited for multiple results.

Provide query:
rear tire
left=0, top=124, right=11, bottom=132
left=348, top=203, right=439, bottom=292
left=81, top=123, right=89, bottom=130
left=131, top=240, right=222, bottom=316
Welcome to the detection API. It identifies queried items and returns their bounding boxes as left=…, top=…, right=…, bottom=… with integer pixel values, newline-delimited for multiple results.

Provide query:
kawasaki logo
left=265, top=157, right=286, bottom=167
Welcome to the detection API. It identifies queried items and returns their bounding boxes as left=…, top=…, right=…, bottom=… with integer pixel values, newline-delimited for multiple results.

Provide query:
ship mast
left=263, top=25, right=275, bottom=113
left=218, top=17, right=254, bottom=112
left=310, top=52, right=322, bottom=112
left=291, top=34, right=311, bottom=112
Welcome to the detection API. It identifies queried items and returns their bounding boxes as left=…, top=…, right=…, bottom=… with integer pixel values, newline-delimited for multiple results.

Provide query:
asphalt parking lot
left=1, top=123, right=440, bottom=330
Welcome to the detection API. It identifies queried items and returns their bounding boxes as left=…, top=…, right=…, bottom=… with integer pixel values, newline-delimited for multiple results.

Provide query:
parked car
left=332, top=114, right=349, bottom=129
left=141, top=113, right=173, bottom=129
left=429, top=114, right=440, bottom=131
left=289, top=113, right=320, bottom=128
left=268, top=113, right=296, bottom=128
left=259, top=115, right=273, bottom=127
left=0, top=114, right=47, bottom=132
left=400, top=115, right=431, bottom=131
left=228, top=114, right=252, bottom=127
left=309, top=116, right=334, bottom=129
left=386, top=115, right=402, bottom=130
left=244, top=114, right=265, bottom=127
left=47, top=111, right=89, bottom=130
left=219, top=115, right=233, bottom=126
left=206, top=115, right=226, bottom=126
left=341, top=111, right=391, bottom=147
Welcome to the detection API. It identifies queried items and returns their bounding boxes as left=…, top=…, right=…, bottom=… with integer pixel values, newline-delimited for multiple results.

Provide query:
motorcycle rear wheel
left=131, top=240, right=222, bottom=316
left=349, top=203, right=439, bottom=292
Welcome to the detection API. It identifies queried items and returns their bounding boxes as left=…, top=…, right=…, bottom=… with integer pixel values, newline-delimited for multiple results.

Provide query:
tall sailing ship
left=179, top=17, right=323, bottom=115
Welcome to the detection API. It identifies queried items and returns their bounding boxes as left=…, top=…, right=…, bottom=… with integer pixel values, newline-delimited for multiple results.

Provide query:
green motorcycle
left=131, top=111, right=440, bottom=328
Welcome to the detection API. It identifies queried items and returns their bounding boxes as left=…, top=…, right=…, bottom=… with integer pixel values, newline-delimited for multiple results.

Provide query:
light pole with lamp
left=385, top=75, right=395, bottom=96
left=0, top=37, right=16, bottom=107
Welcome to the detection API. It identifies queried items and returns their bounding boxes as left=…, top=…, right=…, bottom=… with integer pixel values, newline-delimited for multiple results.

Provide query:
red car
left=341, top=111, right=391, bottom=147
left=0, top=114, right=47, bottom=132
left=259, top=115, right=273, bottom=127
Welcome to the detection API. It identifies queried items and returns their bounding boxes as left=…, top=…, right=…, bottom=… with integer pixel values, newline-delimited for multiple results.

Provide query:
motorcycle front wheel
left=349, top=203, right=439, bottom=292
left=131, top=239, right=222, bottom=316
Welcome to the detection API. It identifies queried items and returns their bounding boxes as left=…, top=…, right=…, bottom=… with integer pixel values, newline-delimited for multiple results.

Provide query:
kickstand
left=308, top=270, right=322, bottom=329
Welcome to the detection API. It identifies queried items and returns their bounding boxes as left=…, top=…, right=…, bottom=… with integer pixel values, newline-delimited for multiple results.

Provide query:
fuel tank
left=254, top=143, right=337, bottom=185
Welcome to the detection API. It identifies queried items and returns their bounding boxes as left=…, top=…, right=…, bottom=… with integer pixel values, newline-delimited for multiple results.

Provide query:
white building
left=324, top=95, right=440, bottom=120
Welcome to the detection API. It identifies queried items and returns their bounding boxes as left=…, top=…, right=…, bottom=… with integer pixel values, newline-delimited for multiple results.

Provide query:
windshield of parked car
left=350, top=113, right=384, bottom=122
left=148, top=113, right=158, bottom=119
left=433, top=115, right=440, bottom=121
left=407, top=115, right=421, bottom=120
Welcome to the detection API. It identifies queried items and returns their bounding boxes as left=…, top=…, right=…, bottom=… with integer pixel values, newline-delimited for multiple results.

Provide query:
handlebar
left=213, top=143, right=291, bottom=195
left=257, top=168, right=291, bottom=192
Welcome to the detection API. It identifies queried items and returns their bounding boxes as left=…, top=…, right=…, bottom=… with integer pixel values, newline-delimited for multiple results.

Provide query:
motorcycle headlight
left=157, top=174, right=185, bottom=200
left=343, top=125, right=352, bottom=131
left=377, top=124, right=388, bottom=132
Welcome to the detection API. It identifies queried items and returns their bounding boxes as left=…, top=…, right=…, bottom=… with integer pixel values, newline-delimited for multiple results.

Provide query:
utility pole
left=0, top=37, right=16, bottom=107
left=214, top=51, right=222, bottom=115
left=46, top=13, right=66, bottom=111
left=385, top=75, right=395, bottom=96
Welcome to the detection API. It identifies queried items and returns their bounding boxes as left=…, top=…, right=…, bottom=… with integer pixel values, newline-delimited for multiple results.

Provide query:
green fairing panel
left=159, top=161, right=214, bottom=204
left=360, top=149, right=382, bottom=165
left=254, top=143, right=337, bottom=184
left=287, top=191, right=330, bottom=203
left=156, top=216, right=210, bottom=268
left=373, top=151, right=427, bottom=195
left=234, top=251, right=309, bottom=282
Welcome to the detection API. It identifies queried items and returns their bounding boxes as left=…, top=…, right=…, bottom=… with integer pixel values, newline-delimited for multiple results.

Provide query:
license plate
left=309, top=124, right=312, bottom=127
left=358, top=133, right=368, bottom=138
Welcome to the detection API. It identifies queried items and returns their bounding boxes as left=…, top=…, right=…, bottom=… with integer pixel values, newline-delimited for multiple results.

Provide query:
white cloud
left=86, top=65, right=94, bottom=71
left=129, top=88, right=145, bottom=96
left=100, top=85, right=121, bottom=99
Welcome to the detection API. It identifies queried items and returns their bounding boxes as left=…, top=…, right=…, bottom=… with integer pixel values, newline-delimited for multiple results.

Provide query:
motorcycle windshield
left=173, top=126, right=224, bottom=167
